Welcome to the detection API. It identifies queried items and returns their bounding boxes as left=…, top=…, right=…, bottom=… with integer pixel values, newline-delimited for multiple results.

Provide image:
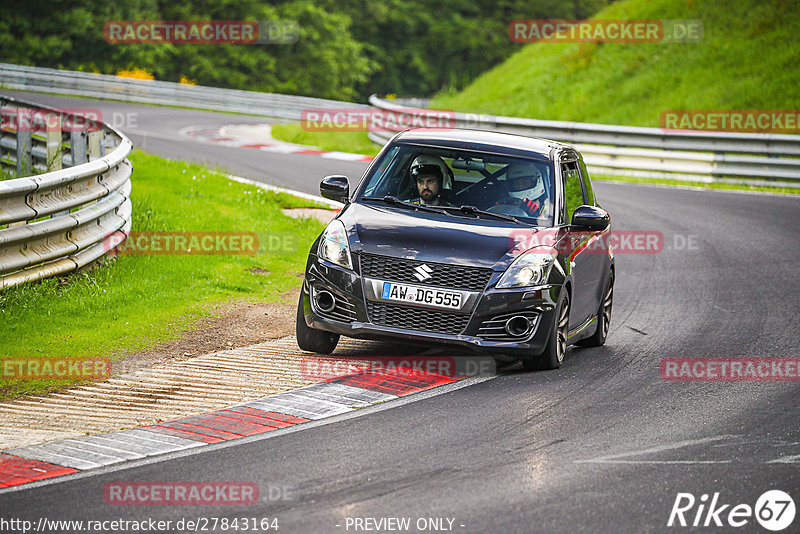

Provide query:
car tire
left=296, top=293, right=340, bottom=354
left=522, top=290, right=570, bottom=371
left=576, top=270, right=614, bottom=348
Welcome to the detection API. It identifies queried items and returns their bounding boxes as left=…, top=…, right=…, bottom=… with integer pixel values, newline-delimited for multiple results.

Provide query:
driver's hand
left=523, top=198, right=540, bottom=215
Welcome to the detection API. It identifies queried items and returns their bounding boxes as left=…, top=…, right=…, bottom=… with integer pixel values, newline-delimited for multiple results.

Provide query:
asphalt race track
left=2, top=92, right=799, bottom=533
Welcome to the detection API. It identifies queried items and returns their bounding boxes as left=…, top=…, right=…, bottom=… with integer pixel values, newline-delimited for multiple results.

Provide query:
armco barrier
left=3, top=63, right=798, bottom=186
left=0, top=62, right=367, bottom=120
left=0, top=95, right=132, bottom=289
left=367, top=95, right=800, bottom=186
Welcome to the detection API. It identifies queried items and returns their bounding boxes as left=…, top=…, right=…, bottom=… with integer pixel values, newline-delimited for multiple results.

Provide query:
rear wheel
left=296, top=293, right=339, bottom=354
left=576, top=270, right=614, bottom=348
left=522, top=291, right=570, bottom=371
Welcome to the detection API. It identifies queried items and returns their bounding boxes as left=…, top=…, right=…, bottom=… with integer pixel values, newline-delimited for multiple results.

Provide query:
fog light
left=505, top=316, right=532, bottom=336
left=315, top=289, right=336, bottom=313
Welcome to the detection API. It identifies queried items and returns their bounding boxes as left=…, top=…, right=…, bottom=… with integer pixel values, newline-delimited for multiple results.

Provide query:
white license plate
left=381, top=282, right=463, bottom=309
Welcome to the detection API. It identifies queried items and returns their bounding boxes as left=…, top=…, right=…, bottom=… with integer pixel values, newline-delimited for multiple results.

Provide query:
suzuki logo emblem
left=413, top=264, right=433, bottom=281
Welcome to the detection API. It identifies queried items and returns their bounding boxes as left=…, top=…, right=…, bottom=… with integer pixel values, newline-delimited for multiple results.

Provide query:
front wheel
left=296, top=293, right=340, bottom=354
left=522, top=291, right=570, bottom=371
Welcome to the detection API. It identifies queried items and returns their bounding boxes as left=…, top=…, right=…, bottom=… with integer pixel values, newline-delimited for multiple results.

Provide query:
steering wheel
left=493, top=196, right=541, bottom=216
left=486, top=201, right=529, bottom=218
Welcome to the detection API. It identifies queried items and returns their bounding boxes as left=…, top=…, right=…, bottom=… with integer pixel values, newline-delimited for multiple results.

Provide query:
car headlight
left=318, top=219, right=353, bottom=270
left=496, top=251, right=555, bottom=289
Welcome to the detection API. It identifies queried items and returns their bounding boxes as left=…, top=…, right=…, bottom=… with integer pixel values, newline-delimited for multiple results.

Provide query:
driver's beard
left=420, top=190, right=440, bottom=205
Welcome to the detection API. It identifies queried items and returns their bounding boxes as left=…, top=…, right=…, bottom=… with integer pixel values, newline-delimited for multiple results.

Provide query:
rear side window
left=578, top=159, right=596, bottom=206
left=561, top=161, right=583, bottom=224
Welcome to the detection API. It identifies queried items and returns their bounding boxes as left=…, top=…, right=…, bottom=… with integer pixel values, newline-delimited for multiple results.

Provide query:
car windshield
left=357, top=144, right=555, bottom=226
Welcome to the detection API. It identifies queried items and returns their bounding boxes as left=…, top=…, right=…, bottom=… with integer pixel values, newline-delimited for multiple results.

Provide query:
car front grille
left=359, top=253, right=492, bottom=291
left=366, top=301, right=470, bottom=336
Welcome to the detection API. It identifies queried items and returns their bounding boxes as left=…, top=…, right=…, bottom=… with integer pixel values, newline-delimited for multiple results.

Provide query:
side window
left=362, top=146, right=401, bottom=197
left=561, top=161, right=584, bottom=224
left=578, top=159, right=596, bottom=206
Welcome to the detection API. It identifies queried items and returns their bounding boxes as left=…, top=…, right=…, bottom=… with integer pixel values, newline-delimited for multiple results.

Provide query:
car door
left=560, top=159, right=594, bottom=330
left=576, top=158, right=609, bottom=320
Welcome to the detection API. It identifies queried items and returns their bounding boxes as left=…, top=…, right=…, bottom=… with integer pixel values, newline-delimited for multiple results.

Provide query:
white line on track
left=226, top=173, right=343, bottom=208
left=768, top=454, right=800, bottom=464
left=574, top=435, right=734, bottom=464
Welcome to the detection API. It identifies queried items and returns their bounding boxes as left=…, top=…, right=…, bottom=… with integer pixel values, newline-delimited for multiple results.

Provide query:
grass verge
left=270, top=123, right=380, bottom=157
left=432, top=0, right=799, bottom=127
left=0, top=150, right=328, bottom=400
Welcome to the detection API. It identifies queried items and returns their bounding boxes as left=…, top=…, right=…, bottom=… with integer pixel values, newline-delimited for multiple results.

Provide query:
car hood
left=340, top=202, right=545, bottom=270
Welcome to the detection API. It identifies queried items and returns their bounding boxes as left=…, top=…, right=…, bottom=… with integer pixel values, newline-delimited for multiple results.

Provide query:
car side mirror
left=571, top=205, right=610, bottom=230
left=320, top=175, right=349, bottom=203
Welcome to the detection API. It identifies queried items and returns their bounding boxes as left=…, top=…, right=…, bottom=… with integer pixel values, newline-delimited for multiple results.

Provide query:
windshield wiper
left=436, top=204, right=524, bottom=224
left=361, top=195, right=442, bottom=214
left=361, top=197, right=524, bottom=224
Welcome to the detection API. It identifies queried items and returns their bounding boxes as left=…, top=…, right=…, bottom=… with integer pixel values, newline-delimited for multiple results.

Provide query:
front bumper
left=302, top=254, right=561, bottom=356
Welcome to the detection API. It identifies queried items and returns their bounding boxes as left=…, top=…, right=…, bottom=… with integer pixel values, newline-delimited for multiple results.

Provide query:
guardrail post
left=70, top=131, right=88, bottom=166
left=46, top=113, right=62, bottom=172
left=16, top=127, right=32, bottom=178
left=0, top=101, right=8, bottom=172
left=9, top=115, right=31, bottom=227
left=46, top=112, right=73, bottom=218
left=88, top=131, right=101, bottom=159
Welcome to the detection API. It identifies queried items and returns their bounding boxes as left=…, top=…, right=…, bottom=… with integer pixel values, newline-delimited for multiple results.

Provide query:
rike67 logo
left=668, top=490, right=795, bottom=531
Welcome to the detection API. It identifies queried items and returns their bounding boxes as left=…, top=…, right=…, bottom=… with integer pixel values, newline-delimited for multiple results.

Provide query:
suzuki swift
left=296, top=128, right=614, bottom=371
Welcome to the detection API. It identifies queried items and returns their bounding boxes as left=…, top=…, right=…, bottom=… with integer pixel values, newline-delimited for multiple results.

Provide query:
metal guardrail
left=368, top=95, right=800, bottom=186
left=6, top=63, right=800, bottom=187
left=4, top=62, right=797, bottom=186
left=0, top=62, right=370, bottom=291
left=0, top=95, right=132, bottom=289
left=0, top=63, right=367, bottom=120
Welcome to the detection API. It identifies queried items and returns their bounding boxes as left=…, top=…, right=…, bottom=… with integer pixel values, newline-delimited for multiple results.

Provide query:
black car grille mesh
left=359, top=253, right=492, bottom=291
left=367, top=302, right=470, bottom=336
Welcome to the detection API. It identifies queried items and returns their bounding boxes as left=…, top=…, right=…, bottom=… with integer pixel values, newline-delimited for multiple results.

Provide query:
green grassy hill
left=431, top=0, right=800, bottom=127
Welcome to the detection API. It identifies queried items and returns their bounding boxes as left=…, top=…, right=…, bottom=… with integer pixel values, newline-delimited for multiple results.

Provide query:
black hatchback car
left=296, top=129, right=614, bottom=370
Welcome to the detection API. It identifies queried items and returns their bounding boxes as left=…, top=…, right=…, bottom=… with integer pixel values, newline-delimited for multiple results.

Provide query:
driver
left=498, top=161, right=549, bottom=217
left=408, top=155, right=453, bottom=206
left=410, top=164, right=449, bottom=206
